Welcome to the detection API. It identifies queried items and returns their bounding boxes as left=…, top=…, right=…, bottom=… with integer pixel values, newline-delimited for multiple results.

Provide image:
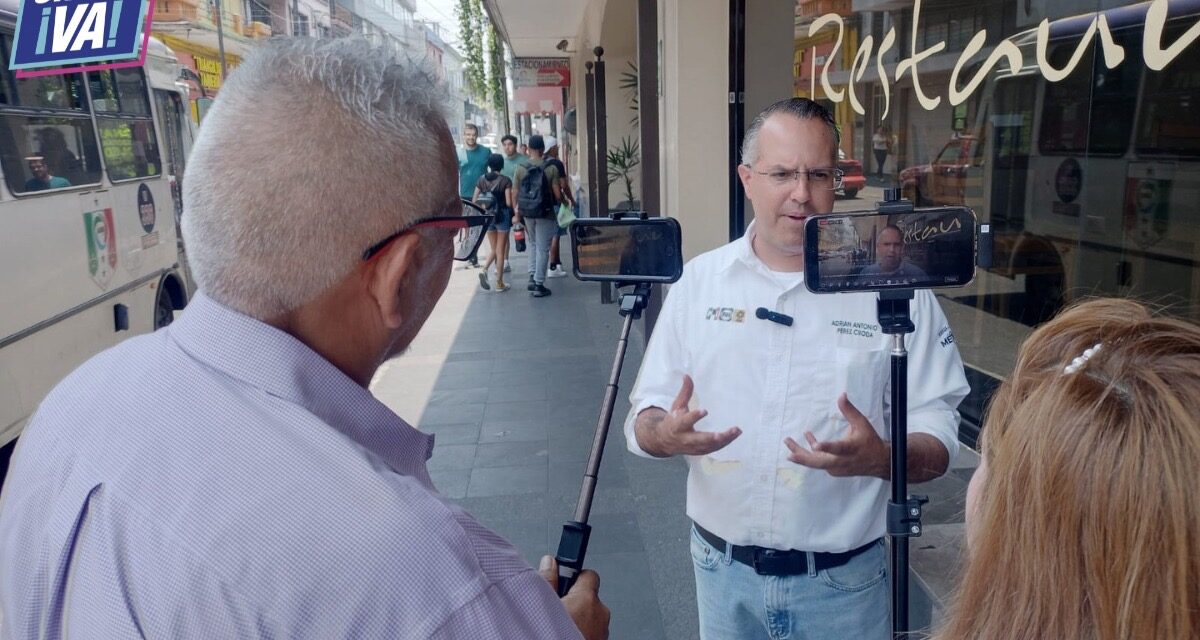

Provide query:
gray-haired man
left=0, top=39, right=608, bottom=639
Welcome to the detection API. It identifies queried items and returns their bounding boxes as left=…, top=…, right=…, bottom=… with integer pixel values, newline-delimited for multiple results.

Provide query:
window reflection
left=793, top=0, right=1200, bottom=403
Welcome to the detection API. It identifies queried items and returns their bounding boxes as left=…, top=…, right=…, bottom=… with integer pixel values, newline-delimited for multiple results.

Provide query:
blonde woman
left=935, top=298, right=1200, bottom=640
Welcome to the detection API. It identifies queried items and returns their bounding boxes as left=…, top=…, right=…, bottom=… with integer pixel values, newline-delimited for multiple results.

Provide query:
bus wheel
left=154, top=287, right=175, bottom=330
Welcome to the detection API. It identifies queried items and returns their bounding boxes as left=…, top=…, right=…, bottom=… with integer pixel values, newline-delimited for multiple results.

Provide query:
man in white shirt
left=624, top=98, right=969, bottom=639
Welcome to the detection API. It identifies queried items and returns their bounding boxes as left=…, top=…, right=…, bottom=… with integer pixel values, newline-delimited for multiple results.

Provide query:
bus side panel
left=0, top=282, right=159, bottom=446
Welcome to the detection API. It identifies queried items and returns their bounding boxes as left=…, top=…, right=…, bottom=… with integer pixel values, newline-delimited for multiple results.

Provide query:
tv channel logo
left=9, top=0, right=154, bottom=77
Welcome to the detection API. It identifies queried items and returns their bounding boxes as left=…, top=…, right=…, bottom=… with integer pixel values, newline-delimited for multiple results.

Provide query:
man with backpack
left=512, top=135, right=563, bottom=298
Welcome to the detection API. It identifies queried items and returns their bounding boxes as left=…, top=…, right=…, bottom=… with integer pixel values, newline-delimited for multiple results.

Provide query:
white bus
left=0, top=2, right=197, bottom=459
left=901, top=0, right=1200, bottom=325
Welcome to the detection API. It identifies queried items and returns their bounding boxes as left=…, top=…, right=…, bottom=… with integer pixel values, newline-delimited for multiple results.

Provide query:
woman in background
left=933, top=298, right=1200, bottom=640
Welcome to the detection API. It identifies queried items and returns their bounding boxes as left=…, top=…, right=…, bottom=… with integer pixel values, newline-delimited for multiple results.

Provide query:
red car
left=899, top=135, right=978, bottom=206
left=837, top=149, right=865, bottom=198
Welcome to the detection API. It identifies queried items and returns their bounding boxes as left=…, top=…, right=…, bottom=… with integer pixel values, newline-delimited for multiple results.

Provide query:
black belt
left=694, top=523, right=878, bottom=577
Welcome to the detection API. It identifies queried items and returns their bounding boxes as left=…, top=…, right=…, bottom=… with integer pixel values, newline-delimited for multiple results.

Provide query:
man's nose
left=787, top=175, right=811, bottom=204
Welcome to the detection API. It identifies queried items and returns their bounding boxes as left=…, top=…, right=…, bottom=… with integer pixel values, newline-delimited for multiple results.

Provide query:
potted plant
left=606, top=136, right=641, bottom=211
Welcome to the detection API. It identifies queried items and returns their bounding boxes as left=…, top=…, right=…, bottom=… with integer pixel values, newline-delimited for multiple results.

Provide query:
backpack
left=517, top=163, right=555, bottom=218
left=476, top=174, right=505, bottom=223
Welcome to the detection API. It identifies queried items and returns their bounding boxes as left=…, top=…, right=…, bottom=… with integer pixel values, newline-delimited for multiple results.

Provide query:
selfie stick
left=555, top=280, right=652, bottom=596
left=876, top=188, right=927, bottom=640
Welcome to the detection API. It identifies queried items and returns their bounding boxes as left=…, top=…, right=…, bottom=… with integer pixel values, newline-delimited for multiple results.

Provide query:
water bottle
left=513, top=223, right=526, bottom=252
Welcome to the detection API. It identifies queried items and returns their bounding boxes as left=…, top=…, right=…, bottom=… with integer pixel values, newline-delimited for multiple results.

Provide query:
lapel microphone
left=755, top=307, right=794, bottom=327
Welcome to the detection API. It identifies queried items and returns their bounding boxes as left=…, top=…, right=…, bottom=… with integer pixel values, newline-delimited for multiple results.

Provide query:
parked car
left=899, top=135, right=979, bottom=206
left=837, top=148, right=865, bottom=198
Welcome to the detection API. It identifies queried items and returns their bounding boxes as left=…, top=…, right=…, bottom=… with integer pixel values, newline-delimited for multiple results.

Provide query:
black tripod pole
left=555, top=283, right=651, bottom=596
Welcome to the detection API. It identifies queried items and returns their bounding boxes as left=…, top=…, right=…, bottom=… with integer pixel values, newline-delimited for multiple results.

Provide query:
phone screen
left=804, top=207, right=977, bottom=293
left=570, top=217, right=683, bottom=283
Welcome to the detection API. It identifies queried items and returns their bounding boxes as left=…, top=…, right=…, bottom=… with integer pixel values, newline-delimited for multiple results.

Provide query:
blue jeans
left=690, top=526, right=890, bottom=640
left=525, top=216, right=557, bottom=285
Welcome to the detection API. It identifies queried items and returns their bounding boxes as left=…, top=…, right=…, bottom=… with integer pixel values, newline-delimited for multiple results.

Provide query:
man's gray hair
left=740, top=97, right=840, bottom=166
left=182, top=38, right=449, bottom=319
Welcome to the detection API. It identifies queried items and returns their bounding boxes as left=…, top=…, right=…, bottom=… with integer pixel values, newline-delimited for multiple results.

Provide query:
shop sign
left=808, top=0, right=1199, bottom=121
left=195, top=55, right=222, bottom=90
left=9, top=0, right=154, bottom=77
left=513, top=58, right=570, bottom=88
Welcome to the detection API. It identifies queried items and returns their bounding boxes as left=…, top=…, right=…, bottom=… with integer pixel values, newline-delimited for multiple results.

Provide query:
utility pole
left=212, top=0, right=228, bottom=78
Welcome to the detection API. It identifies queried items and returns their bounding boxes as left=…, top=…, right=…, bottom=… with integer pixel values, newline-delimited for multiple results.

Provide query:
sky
left=416, top=0, right=461, bottom=46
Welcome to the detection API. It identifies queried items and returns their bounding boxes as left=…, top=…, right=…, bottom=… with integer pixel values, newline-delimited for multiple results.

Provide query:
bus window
left=1136, top=24, right=1200, bottom=157
left=0, top=116, right=103, bottom=193
left=89, top=69, right=161, bottom=181
left=1038, top=36, right=1140, bottom=157
left=0, top=36, right=102, bottom=194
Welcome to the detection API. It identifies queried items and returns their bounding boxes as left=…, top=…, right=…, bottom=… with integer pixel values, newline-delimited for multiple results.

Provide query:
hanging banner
left=513, top=58, right=571, bottom=88
left=9, top=0, right=155, bottom=78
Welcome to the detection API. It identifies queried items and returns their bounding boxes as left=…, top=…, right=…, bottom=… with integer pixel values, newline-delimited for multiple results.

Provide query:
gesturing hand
left=637, top=375, right=742, bottom=457
left=784, top=393, right=889, bottom=479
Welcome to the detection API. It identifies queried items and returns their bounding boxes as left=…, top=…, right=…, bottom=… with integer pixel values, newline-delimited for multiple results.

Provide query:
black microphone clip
left=755, top=307, right=794, bottom=327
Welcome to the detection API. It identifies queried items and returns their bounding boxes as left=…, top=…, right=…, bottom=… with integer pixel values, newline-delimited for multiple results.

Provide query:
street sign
left=513, top=57, right=570, bottom=88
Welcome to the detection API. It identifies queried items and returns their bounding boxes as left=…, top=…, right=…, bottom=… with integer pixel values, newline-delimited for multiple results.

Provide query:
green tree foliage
left=486, top=24, right=506, bottom=113
left=456, top=0, right=487, bottom=101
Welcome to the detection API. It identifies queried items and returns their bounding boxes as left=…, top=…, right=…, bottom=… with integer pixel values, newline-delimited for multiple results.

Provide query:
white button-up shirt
left=624, top=223, right=969, bottom=553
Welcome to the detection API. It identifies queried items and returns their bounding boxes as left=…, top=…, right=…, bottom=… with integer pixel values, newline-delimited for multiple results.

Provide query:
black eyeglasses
left=362, top=199, right=492, bottom=261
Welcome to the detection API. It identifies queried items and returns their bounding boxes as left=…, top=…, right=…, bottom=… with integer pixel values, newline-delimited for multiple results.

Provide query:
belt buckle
left=752, top=548, right=794, bottom=576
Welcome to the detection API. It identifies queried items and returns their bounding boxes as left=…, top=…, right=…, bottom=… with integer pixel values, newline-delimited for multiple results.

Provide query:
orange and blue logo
left=9, top=0, right=154, bottom=78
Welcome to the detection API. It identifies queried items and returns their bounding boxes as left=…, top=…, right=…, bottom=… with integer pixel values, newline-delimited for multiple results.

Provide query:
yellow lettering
left=1036, top=16, right=1097, bottom=82
left=809, top=14, right=844, bottom=102
left=1144, top=0, right=1200, bottom=71
left=949, top=31, right=1022, bottom=106
left=895, top=0, right=945, bottom=111
left=847, top=36, right=872, bottom=116
left=875, top=28, right=896, bottom=120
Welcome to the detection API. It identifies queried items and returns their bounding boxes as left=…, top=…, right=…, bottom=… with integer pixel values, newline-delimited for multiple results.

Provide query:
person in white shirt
left=624, top=98, right=969, bottom=640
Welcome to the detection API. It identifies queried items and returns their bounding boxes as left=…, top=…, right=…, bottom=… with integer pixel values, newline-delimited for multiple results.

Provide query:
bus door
left=153, top=88, right=195, bottom=294
left=153, top=90, right=189, bottom=231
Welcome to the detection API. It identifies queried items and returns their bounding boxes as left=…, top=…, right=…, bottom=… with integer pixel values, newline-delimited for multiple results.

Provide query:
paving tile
left=428, top=468, right=471, bottom=500
left=467, top=465, right=548, bottom=498
left=474, top=440, right=552, bottom=468
left=427, top=443, right=476, bottom=471
left=421, top=423, right=481, bottom=445
left=478, top=421, right=549, bottom=444
left=419, top=403, right=486, bottom=426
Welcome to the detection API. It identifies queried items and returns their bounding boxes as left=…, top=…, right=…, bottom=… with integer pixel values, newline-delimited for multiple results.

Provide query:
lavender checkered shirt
left=0, top=292, right=580, bottom=639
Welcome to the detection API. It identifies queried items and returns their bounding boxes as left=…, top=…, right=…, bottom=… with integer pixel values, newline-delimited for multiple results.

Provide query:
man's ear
left=737, top=163, right=753, bottom=192
left=365, top=233, right=422, bottom=330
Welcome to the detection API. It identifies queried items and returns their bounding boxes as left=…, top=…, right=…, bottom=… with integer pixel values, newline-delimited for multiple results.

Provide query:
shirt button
left=759, top=474, right=768, bottom=483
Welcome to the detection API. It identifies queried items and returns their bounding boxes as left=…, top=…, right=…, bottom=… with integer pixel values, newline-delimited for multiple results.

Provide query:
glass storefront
left=791, top=0, right=1200, bottom=441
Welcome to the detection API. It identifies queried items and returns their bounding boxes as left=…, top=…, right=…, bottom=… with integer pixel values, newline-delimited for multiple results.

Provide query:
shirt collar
left=717, top=220, right=808, bottom=287
left=166, top=292, right=434, bottom=475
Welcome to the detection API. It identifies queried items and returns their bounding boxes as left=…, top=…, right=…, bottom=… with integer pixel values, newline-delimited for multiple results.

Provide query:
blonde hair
left=933, top=298, right=1200, bottom=640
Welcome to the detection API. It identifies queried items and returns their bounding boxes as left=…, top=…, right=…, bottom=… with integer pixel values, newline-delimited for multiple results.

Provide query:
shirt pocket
left=830, top=345, right=889, bottom=439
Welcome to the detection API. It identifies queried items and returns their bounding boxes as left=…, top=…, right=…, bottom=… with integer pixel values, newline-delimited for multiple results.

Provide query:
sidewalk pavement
left=369, top=242, right=980, bottom=638
left=370, top=248, right=698, bottom=640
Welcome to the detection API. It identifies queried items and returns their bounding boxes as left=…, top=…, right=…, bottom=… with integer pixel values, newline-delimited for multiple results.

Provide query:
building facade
left=484, top=0, right=1200, bottom=624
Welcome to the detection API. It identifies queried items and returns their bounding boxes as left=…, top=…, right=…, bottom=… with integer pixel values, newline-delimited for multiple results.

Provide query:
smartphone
left=803, top=207, right=977, bottom=294
left=570, top=217, right=683, bottom=284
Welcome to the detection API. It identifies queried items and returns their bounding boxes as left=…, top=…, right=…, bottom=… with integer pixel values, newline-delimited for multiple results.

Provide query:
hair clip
left=1063, top=342, right=1103, bottom=375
